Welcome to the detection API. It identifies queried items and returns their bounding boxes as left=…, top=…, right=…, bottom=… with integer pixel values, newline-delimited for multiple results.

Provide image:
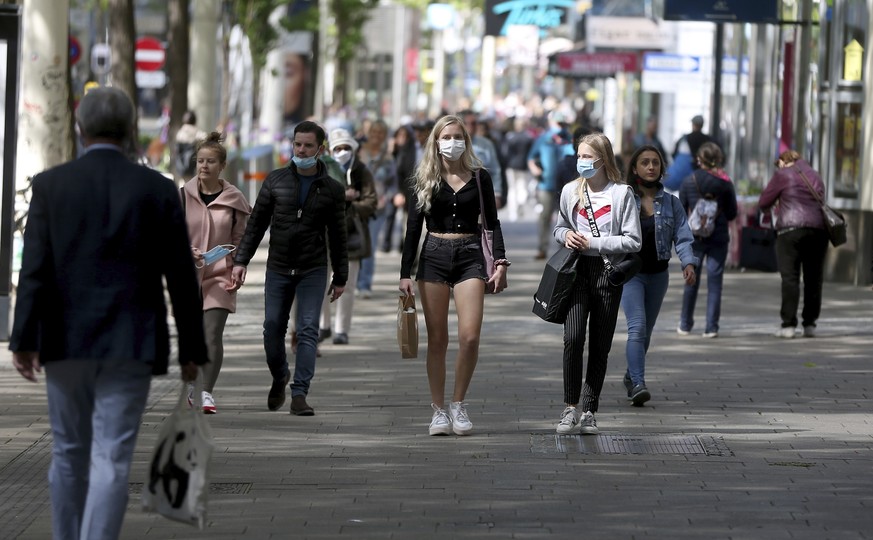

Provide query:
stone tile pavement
left=0, top=220, right=871, bottom=539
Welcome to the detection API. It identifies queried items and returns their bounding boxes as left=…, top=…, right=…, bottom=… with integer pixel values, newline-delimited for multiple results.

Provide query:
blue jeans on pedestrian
left=357, top=212, right=387, bottom=292
left=621, top=270, right=670, bottom=386
left=680, top=241, right=728, bottom=334
left=264, top=267, right=327, bottom=397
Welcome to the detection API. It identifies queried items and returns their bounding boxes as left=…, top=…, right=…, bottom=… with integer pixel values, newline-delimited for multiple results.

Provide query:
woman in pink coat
left=182, top=132, right=252, bottom=413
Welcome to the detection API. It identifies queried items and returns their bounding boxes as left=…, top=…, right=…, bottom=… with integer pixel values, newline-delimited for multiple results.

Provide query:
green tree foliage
left=231, top=0, right=285, bottom=73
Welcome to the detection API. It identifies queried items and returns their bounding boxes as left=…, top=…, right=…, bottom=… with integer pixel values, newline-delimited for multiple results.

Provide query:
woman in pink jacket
left=182, top=132, right=252, bottom=412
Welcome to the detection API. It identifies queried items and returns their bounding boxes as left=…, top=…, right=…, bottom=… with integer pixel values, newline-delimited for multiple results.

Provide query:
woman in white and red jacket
left=182, top=132, right=252, bottom=412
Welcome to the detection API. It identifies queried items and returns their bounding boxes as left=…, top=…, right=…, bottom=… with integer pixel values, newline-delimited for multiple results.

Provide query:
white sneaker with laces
left=201, top=391, right=216, bottom=414
left=556, top=406, right=580, bottom=434
left=449, top=401, right=473, bottom=435
left=429, top=404, right=452, bottom=436
left=579, top=411, right=599, bottom=435
left=775, top=327, right=796, bottom=339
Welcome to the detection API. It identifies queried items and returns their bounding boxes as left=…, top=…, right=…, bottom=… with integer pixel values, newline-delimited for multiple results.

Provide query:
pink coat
left=182, top=179, right=252, bottom=312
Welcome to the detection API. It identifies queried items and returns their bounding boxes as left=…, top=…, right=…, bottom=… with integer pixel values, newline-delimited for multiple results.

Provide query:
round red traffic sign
left=70, top=36, right=81, bottom=66
left=135, top=37, right=164, bottom=71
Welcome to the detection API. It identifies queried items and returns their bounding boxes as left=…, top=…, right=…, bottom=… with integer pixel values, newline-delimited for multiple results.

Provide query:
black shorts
left=416, top=234, right=487, bottom=287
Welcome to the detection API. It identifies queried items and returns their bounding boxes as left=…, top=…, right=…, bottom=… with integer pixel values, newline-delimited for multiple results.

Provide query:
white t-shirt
left=576, top=182, right=616, bottom=238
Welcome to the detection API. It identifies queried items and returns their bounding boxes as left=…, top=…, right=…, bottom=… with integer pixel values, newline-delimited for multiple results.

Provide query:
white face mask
left=333, top=149, right=352, bottom=165
left=438, top=139, right=466, bottom=161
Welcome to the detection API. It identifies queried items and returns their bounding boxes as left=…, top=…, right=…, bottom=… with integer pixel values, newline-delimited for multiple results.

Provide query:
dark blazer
left=9, top=147, right=207, bottom=375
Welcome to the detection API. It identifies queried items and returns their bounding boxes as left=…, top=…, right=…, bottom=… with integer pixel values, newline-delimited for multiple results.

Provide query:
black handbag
left=581, top=184, right=642, bottom=287
left=797, top=169, right=847, bottom=247
left=532, top=246, right=580, bottom=324
left=739, top=226, right=778, bottom=272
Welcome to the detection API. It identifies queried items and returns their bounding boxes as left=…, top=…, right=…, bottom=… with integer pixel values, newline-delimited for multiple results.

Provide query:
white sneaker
left=579, top=411, right=599, bottom=435
left=802, top=325, right=816, bottom=338
left=201, top=391, right=216, bottom=414
left=676, top=327, right=692, bottom=336
left=702, top=331, right=718, bottom=338
left=556, top=406, right=580, bottom=434
left=449, top=401, right=473, bottom=435
left=429, top=404, right=452, bottom=436
left=775, top=327, right=796, bottom=339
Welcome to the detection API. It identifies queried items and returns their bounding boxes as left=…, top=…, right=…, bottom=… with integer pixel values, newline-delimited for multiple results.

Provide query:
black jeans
left=775, top=227, right=829, bottom=328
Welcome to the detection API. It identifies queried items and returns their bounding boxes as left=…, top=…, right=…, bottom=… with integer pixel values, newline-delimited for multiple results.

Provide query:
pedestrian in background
left=553, top=132, right=641, bottom=435
left=10, top=87, right=207, bottom=539
left=677, top=142, right=738, bottom=338
left=182, top=131, right=252, bottom=413
left=460, top=109, right=504, bottom=207
left=501, top=117, right=535, bottom=221
left=758, top=150, right=829, bottom=338
left=382, top=123, right=418, bottom=253
left=319, top=128, right=377, bottom=345
left=620, top=145, right=698, bottom=406
left=633, top=115, right=668, bottom=163
left=399, top=115, right=509, bottom=436
left=357, top=119, right=397, bottom=297
left=232, top=120, right=348, bottom=417
left=528, top=111, right=575, bottom=259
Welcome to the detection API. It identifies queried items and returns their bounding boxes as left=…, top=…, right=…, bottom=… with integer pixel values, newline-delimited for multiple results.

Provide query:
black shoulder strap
left=180, top=186, right=186, bottom=210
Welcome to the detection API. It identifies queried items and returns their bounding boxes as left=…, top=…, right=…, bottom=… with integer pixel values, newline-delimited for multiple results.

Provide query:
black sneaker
left=290, top=394, right=315, bottom=416
left=623, top=372, right=634, bottom=397
left=267, top=372, right=290, bottom=411
left=630, top=384, right=651, bottom=407
left=332, top=333, right=349, bottom=345
left=318, top=328, right=332, bottom=342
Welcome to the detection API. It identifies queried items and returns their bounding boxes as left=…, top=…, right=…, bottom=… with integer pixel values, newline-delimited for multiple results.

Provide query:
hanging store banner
left=585, top=16, right=673, bottom=50
left=485, top=0, right=575, bottom=37
left=549, top=51, right=639, bottom=78
left=664, top=0, right=778, bottom=23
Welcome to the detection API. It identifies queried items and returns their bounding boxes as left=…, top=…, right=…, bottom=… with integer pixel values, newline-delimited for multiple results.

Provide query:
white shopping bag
left=142, top=376, right=214, bottom=529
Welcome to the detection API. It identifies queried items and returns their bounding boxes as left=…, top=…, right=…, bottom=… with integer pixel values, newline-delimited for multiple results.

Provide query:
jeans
left=621, top=270, right=670, bottom=386
left=264, top=267, right=327, bottom=397
left=536, top=189, right=556, bottom=254
left=357, top=212, right=388, bottom=291
left=680, top=241, right=728, bottom=334
left=45, top=358, right=153, bottom=540
left=775, top=227, right=829, bottom=328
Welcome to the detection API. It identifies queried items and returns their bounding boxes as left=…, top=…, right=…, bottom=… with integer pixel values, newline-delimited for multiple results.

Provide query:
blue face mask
left=292, top=154, right=319, bottom=170
left=197, top=244, right=236, bottom=268
left=576, top=158, right=601, bottom=179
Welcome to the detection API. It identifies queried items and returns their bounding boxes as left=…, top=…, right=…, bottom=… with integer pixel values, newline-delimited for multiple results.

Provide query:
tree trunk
left=167, top=0, right=189, bottom=179
left=107, top=0, right=138, bottom=145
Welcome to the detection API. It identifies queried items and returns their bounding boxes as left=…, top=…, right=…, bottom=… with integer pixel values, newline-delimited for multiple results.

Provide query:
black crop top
left=400, top=168, right=506, bottom=278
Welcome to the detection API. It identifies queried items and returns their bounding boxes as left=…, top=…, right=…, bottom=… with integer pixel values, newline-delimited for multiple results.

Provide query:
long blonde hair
left=576, top=132, right=623, bottom=200
left=413, top=115, right=482, bottom=213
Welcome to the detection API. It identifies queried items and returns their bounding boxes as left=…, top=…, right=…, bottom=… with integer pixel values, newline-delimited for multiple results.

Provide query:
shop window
left=833, top=101, right=861, bottom=198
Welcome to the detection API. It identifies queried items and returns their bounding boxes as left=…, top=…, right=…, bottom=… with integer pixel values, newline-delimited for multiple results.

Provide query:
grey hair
left=76, top=87, right=134, bottom=142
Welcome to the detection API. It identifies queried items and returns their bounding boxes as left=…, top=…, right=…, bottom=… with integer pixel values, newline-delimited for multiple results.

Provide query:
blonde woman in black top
left=399, top=115, right=509, bottom=436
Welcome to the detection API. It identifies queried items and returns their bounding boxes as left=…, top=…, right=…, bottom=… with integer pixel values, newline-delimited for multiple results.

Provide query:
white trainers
left=802, top=325, right=816, bottom=338
left=429, top=404, right=452, bottom=436
left=775, top=327, right=796, bottom=339
left=579, top=411, right=599, bottom=435
left=449, top=401, right=473, bottom=435
left=702, top=331, right=718, bottom=338
left=201, top=391, right=216, bottom=414
left=556, top=406, right=580, bottom=434
left=676, top=326, right=692, bottom=336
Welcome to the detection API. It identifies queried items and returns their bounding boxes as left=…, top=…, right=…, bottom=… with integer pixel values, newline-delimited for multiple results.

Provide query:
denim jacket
left=636, top=187, right=699, bottom=270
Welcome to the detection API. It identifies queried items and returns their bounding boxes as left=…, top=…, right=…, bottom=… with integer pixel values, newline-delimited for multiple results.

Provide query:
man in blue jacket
left=528, top=111, right=575, bottom=259
left=10, top=87, right=207, bottom=539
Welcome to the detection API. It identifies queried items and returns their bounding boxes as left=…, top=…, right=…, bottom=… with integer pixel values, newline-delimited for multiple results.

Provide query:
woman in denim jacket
left=620, top=145, right=698, bottom=406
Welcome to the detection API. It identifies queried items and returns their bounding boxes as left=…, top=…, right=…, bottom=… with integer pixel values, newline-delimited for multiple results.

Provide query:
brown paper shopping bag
left=397, top=295, right=419, bottom=359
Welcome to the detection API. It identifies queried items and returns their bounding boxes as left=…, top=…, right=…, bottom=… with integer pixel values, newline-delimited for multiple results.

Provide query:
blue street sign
left=643, top=53, right=701, bottom=73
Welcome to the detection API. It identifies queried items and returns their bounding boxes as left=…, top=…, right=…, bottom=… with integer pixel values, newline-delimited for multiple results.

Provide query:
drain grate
left=531, top=434, right=732, bottom=456
left=129, top=482, right=252, bottom=495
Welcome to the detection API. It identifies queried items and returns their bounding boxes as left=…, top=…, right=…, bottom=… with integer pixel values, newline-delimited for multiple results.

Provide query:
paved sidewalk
left=1, top=220, right=871, bottom=539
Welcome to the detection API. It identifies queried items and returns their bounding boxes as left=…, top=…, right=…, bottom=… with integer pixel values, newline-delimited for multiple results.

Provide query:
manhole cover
left=531, top=434, right=732, bottom=456
left=129, top=482, right=252, bottom=495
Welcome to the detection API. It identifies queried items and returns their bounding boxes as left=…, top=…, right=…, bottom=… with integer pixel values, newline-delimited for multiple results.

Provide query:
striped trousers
left=562, top=255, right=623, bottom=412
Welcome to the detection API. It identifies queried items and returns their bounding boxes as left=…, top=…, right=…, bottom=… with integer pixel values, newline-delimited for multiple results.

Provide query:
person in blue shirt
left=528, top=111, right=575, bottom=259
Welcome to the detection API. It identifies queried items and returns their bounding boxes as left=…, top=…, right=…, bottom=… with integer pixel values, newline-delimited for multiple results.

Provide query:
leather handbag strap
left=474, top=169, right=488, bottom=230
left=796, top=168, right=825, bottom=205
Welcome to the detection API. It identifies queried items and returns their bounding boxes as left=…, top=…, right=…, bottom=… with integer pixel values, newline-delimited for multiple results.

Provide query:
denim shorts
left=416, top=234, right=487, bottom=287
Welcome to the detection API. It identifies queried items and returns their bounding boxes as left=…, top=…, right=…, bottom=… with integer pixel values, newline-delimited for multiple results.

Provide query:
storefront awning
left=548, top=51, right=639, bottom=78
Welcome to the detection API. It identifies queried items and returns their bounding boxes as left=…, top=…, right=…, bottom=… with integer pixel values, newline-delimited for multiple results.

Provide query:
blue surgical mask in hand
left=198, top=244, right=236, bottom=268
left=576, top=157, right=601, bottom=179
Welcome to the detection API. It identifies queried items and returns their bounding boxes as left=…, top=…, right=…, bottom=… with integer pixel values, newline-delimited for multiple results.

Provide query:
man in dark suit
left=9, top=87, right=207, bottom=539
